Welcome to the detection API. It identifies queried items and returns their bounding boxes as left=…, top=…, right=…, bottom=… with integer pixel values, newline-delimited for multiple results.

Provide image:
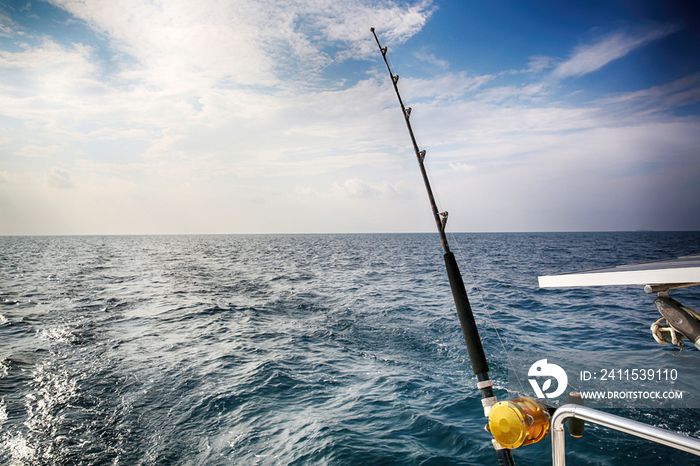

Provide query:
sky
left=0, top=0, right=699, bottom=235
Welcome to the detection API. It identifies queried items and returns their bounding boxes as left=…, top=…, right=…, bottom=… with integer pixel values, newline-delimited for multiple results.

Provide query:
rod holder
left=552, top=404, right=700, bottom=466
left=565, top=392, right=584, bottom=438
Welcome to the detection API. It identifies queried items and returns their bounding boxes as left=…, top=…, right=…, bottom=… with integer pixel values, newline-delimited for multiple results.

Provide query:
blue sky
left=1, top=0, right=699, bottom=235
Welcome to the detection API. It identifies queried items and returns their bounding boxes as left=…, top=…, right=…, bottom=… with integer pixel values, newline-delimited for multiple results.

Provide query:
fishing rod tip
left=370, top=27, right=375, bottom=32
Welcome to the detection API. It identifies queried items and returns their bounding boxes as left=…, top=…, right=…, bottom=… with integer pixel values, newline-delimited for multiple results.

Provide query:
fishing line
left=410, top=137, right=523, bottom=394
left=413, top=118, right=587, bottom=396
left=400, top=92, right=527, bottom=392
left=446, top=227, right=586, bottom=393
left=446, top=227, right=526, bottom=394
left=132, top=31, right=372, bottom=230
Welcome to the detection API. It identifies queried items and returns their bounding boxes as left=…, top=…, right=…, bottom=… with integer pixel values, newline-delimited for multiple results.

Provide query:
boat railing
left=551, top=404, right=700, bottom=465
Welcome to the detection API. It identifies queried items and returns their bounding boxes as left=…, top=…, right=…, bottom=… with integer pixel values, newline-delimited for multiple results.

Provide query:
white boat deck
left=538, top=255, right=700, bottom=288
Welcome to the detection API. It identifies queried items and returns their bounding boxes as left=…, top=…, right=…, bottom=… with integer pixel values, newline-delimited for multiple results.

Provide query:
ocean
left=1, top=232, right=699, bottom=466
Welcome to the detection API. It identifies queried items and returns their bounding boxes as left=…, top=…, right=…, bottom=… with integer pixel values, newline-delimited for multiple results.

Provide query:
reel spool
left=487, top=397, right=551, bottom=449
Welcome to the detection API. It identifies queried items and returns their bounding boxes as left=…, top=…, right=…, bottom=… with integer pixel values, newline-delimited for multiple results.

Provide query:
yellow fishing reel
left=487, top=393, right=585, bottom=449
left=487, top=397, right=551, bottom=449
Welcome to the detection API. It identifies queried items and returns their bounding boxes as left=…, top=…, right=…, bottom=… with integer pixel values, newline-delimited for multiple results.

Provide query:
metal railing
left=551, top=404, right=700, bottom=466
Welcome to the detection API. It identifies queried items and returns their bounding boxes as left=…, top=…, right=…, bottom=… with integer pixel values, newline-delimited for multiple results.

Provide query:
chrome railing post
left=552, top=404, right=700, bottom=466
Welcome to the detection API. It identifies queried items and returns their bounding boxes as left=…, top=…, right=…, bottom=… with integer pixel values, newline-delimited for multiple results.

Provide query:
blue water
left=1, top=232, right=699, bottom=465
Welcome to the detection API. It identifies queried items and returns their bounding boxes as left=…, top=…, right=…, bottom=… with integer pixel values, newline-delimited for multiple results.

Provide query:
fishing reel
left=486, top=393, right=585, bottom=450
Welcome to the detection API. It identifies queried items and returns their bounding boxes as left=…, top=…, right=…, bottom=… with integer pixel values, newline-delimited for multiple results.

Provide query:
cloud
left=0, top=10, right=13, bottom=38
left=1, top=1, right=699, bottom=234
left=0, top=0, right=435, bottom=180
left=552, top=24, right=680, bottom=79
left=46, top=0, right=435, bottom=90
left=598, top=73, right=700, bottom=113
left=0, top=37, right=116, bottom=137
left=334, top=178, right=382, bottom=197
left=334, top=1, right=436, bottom=59
left=475, top=82, right=547, bottom=103
left=401, top=72, right=492, bottom=101
left=449, top=162, right=476, bottom=172
left=526, top=55, right=554, bottom=73
left=414, top=48, right=448, bottom=70
left=46, top=167, right=74, bottom=189
left=332, top=178, right=410, bottom=199
left=19, top=144, right=59, bottom=158
left=0, top=37, right=98, bottom=94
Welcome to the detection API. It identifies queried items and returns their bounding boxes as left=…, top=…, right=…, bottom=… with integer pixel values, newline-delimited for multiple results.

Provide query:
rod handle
left=444, top=251, right=489, bottom=375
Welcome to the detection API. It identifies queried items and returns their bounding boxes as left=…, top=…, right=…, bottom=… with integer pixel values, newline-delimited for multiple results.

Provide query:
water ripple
left=0, top=233, right=698, bottom=465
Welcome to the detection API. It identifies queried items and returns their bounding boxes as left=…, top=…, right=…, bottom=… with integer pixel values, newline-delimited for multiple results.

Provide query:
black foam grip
left=497, top=448, right=516, bottom=466
left=444, top=252, right=489, bottom=375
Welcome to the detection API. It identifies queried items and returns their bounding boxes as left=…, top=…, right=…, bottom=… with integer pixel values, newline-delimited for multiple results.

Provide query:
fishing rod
left=370, top=27, right=700, bottom=466
left=370, top=28, right=516, bottom=466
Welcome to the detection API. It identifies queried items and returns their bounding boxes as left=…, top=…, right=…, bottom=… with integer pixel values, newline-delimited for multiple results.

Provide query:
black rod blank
left=370, top=28, right=449, bottom=254
left=370, top=27, right=489, bottom=377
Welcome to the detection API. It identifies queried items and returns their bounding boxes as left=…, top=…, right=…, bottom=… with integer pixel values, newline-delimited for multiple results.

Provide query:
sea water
left=1, top=232, right=699, bottom=465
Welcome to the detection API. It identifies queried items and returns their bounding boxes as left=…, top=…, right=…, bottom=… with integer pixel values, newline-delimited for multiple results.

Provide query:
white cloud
left=334, top=178, right=382, bottom=198
left=400, top=72, right=492, bottom=101
left=414, top=48, right=448, bottom=70
left=526, top=55, right=553, bottom=73
left=329, top=1, right=435, bottom=59
left=0, top=0, right=434, bottom=172
left=46, top=0, right=434, bottom=90
left=19, top=144, right=59, bottom=158
left=474, top=83, right=547, bottom=104
left=449, top=162, right=476, bottom=172
left=0, top=10, right=14, bottom=38
left=598, top=74, right=700, bottom=113
left=332, top=178, right=411, bottom=199
left=46, top=167, right=74, bottom=189
left=0, top=1, right=698, bottom=234
left=552, top=24, right=680, bottom=79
